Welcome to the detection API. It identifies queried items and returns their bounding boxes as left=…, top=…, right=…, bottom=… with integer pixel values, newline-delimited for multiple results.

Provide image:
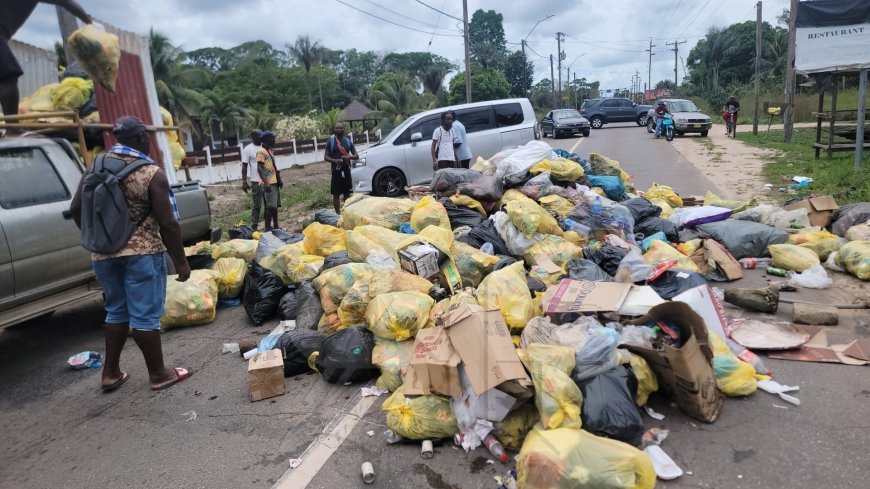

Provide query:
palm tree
left=244, top=104, right=281, bottom=135
left=149, top=29, right=209, bottom=131
left=201, top=92, right=249, bottom=146
left=368, top=74, right=436, bottom=126
left=421, top=64, right=450, bottom=95
left=286, top=35, right=322, bottom=109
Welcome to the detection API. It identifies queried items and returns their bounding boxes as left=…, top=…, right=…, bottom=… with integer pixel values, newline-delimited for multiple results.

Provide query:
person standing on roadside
left=324, top=122, right=358, bottom=214
left=257, top=131, right=283, bottom=231
left=240, top=129, right=264, bottom=230
left=448, top=110, right=472, bottom=168
left=69, top=116, right=192, bottom=392
left=431, top=111, right=459, bottom=171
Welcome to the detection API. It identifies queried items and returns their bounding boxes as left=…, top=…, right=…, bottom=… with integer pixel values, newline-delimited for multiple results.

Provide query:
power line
left=425, top=0, right=448, bottom=51
left=658, top=0, right=684, bottom=39
left=413, top=0, right=463, bottom=22
left=361, top=0, right=442, bottom=29
left=676, top=0, right=714, bottom=38
left=334, top=0, right=462, bottom=36
left=524, top=43, right=548, bottom=59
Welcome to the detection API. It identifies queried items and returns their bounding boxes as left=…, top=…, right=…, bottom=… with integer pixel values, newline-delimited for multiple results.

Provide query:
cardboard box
left=443, top=304, right=531, bottom=396
left=542, top=279, right=633, bottom=324
left=784, top=195, right=838, bottom=228
left=248, top=349, right=285, bottom=402
left=673, top=284, right=728, bottom=339
left=627, top=302, right=724, bottom=423
left=403, top=327, right=462, bottom=397
left=398, top=243, right=440, bottom=278
left=691, top=239, right=743, bottom=281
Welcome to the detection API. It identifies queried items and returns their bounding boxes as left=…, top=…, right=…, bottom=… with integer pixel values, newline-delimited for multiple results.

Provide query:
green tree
left=656, top=79, right=676, bottom=91
left=201, top=92, right=249, bottom=145
left=149, top=29, right=210, bottom=130
left=448, top=67, right=510, bottom=104
left=421, top=63, right=451, bottom=95
left=287, top=35, right=323, bottom=109
left=369, top=72, right=435, bottom=125
left=333, top=49, right=384, bottom=100
left=244, top=104, right=281, bottom=134
left=503, top=50, right=534, bottom=97
left=382, top=52, right=455, bottom=87
left=530, top=78, right=553, bottom=108
left=468, top=9, right=507, bottom=69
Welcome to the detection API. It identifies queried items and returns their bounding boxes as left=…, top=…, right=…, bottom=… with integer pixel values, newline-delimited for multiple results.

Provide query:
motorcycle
left=724, top=109, right=738, bottom=138
left=658, top=113, right=675, bottom=141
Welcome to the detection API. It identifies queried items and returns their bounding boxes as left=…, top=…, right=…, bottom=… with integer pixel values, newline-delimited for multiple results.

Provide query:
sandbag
left=517, top=428, right=656, bottom=489
left=365, top=291, right=434, bottom=341
left=382, top=387, right=458, bottom=440
left=428, top=168, right=503, bottom=201
left=769, top=244, right=820, bottom=272
left=160, top=270, right=219, bottom=330
left=835, top=240, right=870, bottom=280
left=340, top=196, right=415, bottom=230
left=578, top=367, right=645, bottom=446
left=277, top=329, right=326, bottom=377
left=302, top=222, right=347, bottom=257
left=211, top=257, right=247, bottom=299
left=521, top=344, right=583, bottom=430
left=312, top=327, right=380, bottom=383
left=566, top=258, right=612, bottom=282
left=242, top=263, right=286, bottom=325
left=832, top=202, right=870, bottom=237
left=643, top=182, right=683, bottom=208
left=68, top=25, right=120, bottom=91
left=477, top=262, right=534, bottom=330
left=530, top=158, right=585, bottom=182
left=696, top=220, right=788, bottom=260
left=212, top=239, right=258, bottom=262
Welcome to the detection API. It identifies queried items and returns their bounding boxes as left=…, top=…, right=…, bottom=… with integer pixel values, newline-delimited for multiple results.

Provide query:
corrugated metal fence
left=9, top=40, right=57, bottom=97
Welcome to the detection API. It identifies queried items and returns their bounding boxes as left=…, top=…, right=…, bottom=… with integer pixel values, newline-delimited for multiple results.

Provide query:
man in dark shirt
left=722, top=96, right=740, bottom=135
left=324, top=122, right=358, bottom=214
left=1, top=0, right=92, bottom=121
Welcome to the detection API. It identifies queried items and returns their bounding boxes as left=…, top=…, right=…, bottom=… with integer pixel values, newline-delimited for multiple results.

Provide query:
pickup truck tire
left=637, top=114, right=648, bottom=126
left=700, top=130, right=709, bottom=137
left=676, top=130, right=685, bottom=136
left=590, top=116, right=604, bottom=129
left=581, top=128, right=590, bottom=137
left=374, top=167, right=406, bottom=197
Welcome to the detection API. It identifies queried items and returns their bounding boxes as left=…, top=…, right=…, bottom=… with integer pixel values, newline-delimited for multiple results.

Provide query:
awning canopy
left=795, top=0, right=870, bottom=74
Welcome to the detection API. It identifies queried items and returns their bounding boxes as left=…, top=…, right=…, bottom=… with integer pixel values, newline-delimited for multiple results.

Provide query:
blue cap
left=260, top=130, right=276, bottom=139
left=112, top=116, right=154, bottom=138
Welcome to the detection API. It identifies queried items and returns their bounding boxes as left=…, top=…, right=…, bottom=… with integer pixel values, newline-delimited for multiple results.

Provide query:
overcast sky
left=16, top=0, right=788, bottom=92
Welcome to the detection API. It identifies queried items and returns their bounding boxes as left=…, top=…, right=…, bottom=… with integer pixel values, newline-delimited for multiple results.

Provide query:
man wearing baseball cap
left=256, top=130, right=283, bottom=231
left=70, top=115, right=192, bottom=392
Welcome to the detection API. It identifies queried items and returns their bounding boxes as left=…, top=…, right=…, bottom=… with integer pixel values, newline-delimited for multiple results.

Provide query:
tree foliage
left=150, top=29, right=210, bottom=130
left=503, top=50, right=534, bottom=97
left=469, top=9, right=507, bottom=69
left=448, top=68, right=510, bottom=105
left=368, top=72, right=436, bottom=125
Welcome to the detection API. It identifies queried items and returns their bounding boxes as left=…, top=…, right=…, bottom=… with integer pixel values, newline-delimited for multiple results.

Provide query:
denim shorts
left=93, top=253, right=168, bottom=331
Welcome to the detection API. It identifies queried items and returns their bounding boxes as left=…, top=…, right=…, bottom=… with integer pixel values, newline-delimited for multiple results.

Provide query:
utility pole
left=556, top=32, right=564, bottom=108
left=646, top=38, right=656, bottom=100
left=666, top=40, right=686, bottom=96
left=784, top=0, right=798, bottom=142
left=753, top=1, right=762, bottom=135
left=635, top=70, right=641, bottom=103
left=550, top=54, right=556, bottom=108
left=521, top=40, right=527, bottom=96
left=462, top=0, right=472, bottom=103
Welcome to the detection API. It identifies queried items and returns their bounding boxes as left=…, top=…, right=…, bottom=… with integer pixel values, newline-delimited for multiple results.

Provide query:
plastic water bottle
left=738, top=257, right=771, bottom=269
left=483, top=433, right=509, bottom=463
left=591, top=196, right=603, bottom=215
left=383, top=429, right=404, bottom=444
left=563, top=218, right=591, bottom=237
left=726, top=338, right=771, bottom=376
left=481, top=242, right=495, bottom=254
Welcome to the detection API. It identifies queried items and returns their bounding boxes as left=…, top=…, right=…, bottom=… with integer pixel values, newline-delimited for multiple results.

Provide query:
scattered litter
left=366, top=430, right=374, bottom=437
left=645, top=406, right=666, bottom=421
left=773, top=403, right=789, bottom=409
left=68, top=351, right=102, bottom=369
left=288, top=458, right=302, bottom=469
left=757, top=379, right=801, bottom=406
left=180, top=410, right=197, bottom=421
left=729, top=319, right=810, bottom=350
left=222, top=343, right=240, bottom=354
left=361, top=386, right=387, bottom=397
left=644, top=445, right=683, bottom=480
left=361, top=462, right=375, bottom=484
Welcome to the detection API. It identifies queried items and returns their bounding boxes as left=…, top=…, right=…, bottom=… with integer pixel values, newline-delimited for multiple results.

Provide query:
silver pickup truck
left=0, top=137, right=220, bottom=329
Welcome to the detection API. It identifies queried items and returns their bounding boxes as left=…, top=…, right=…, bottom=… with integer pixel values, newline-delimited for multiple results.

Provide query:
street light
left=565, top=53, right=585, bottom=108
left=521, top=14, right=554, bottom=96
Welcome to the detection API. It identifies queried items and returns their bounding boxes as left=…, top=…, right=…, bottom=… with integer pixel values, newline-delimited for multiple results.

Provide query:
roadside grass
left=211, top=181, right=332, bottom=233
left=735, top=128, right=870, bottom=204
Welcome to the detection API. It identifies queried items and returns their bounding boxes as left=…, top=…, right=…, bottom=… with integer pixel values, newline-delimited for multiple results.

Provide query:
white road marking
left=272, top=394, right=378, bottom=489
left=569, top=138, right=584, bottom=153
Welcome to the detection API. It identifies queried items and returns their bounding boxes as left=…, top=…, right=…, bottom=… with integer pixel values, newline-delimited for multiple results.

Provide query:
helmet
left=658, top=101, right=666, bottom=106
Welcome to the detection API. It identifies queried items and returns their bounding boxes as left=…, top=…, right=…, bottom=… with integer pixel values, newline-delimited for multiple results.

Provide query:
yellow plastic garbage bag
left=520, top=344, right=582, bottom=430
left=19, top=83, right=60, bottom=113
left=185, top=240, right=215, bottom=256
left=346, top=225, right=405, bottom=262
left=169, top=140, right=186, bottom=170
left=471, top=156, right=498, bottom=175
left=643, top=182, right=683, bottom=208
left=530, top=158, right=585, bottom=182
left=211, top=257, right=247, bottom=299
left=787, top=229, right=842, bottom=261
left=588, top=153, right=631, bottom=184
left=365, top=291, right=434, bottom=341
left=430, top=291, right=478, bottom=325
left=648, top=197, right=674, bottom=218
left=451, top=241, right=498, bottom=287
left=769, top=243, right=820, bottom=272
left=410, top=195, right=451, bottom=232
left=412, top=224, right=455, bottom=254
left=835, top=240, right=870, bottom=280
left=629, top=354, right=658, bottom=407
left=477, top=262, right=534, bottom=330
left=303, top=222, right=347, bottom=257
left=505, top=192, right=563, bottom=238
left=267, top=254, right=324, bottom=285
left=676, top=238, right=702, bottom=256
left=340, top=196, right=415, bottom=230
left=50, top=77, right=93, bottom=110
left=708, top=329, right=766, bottom=397
left=68, top=24, right=121, bottom=92
left=562, top=230, right=588, bottom=247
left=643, top=240, right=700, bottom=272
left=211, top=239, right=258, bottom=262
left=517, top=427, right=656, bottom=489
left=382, top=387, right=458, bottom=440
left=449, top=194, right=486, bottom=215
left=160, top=270, right=220, bottom=330
left=337, top=269, right=432, bottom=330
left=845, top=224, right=870, bottom=242
left=704, top=191, right=757, bottom=213
left=313, top=263, right=372, bottom=314
left=259, top=242, right=305, bottom=270
left=372, top=337, right=415, bottom=392
left=494, top=403, right=540, bottom=451
left=524, top=235, right=583, bottom=268
left=538, top=194, right=576, bottom=218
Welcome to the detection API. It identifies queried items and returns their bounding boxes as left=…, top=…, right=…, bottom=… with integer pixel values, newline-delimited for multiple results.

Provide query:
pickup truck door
left=0, top=143, right=91, bottom=301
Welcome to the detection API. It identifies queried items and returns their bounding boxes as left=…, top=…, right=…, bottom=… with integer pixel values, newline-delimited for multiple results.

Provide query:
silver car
left=646, top=99, right=712, bottom=137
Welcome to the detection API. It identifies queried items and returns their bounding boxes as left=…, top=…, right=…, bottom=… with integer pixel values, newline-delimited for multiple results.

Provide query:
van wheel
left=590, top=116, right=604, bottom=129
left=374, top=168, right=407, bottom=197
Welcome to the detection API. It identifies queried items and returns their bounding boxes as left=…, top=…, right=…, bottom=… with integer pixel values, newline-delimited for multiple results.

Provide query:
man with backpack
left=69, top=116, right=192, bottom=392
left=324, top=122, right=358, bottom=214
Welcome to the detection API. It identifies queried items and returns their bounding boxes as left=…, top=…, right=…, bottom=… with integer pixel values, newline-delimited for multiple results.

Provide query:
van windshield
left=381, top=118, right=415, bottom=144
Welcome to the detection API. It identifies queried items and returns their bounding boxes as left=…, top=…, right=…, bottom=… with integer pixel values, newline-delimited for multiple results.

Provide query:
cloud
left=16, top=0, right=788, bottom=93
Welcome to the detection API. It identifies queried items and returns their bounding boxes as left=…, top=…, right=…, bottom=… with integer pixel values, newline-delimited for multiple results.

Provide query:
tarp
left=795, top=0, right=870, bottom=74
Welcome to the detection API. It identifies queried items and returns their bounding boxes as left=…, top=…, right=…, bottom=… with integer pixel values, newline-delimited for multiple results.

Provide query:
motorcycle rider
left=722, top=96, right=740, bottom=135
left=653, top=101, right=670, bottom=139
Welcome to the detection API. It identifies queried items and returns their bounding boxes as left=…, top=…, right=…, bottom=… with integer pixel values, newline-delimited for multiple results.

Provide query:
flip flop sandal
left=101, top=372, right=129, bottom=392
left=151, top=367, right=191, bottom=391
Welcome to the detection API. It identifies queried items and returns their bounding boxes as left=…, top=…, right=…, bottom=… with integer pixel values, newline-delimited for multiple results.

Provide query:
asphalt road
left=1, top=124, right=868, bottom=489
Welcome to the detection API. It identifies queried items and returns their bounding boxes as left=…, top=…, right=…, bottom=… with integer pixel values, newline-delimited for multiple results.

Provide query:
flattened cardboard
left=543, top=280, right=632, bottom=323
left=768, top=326, right=869, bottom=365
left=784, top=195, right=838, bottom=228
left=248, top=349, right=285, bottom=402
left=704, top=239, right=743, bottom=280
left=532, top=253, right=562, bottom=274
left=403, top=327, right=462, bottom=397
left=443, top=304, right=530, bottom=396
left=673, top=284, right=729, bottom=339
left=627, top=302, right=723, bottom=423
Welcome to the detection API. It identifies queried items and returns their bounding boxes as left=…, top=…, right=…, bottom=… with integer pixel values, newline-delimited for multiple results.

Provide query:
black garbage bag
left=577, top=366, right=645, bottom=447
left=187, top=255, right=215, bottom=270
left=429, top=168, right=503, bottom=202
left=272, top=229, right=304, bottom=244
left=279, top=282, right=315, bottom=320
left=323, top=251, right=352, bottom=270
left=458, top=219, right=511, bottom=256
left=492, top=255, right=518, bottom=271
left=582, top=245, right=629, bottom=276
left=622, top=198, right=661, bottom=222
left=565, top=258, right=612, bottom=282
left=439, top=198, right=485, bottom=228
left=647, top=268, right=708, bottom=299
left=229, top=224, right=255, bottom=240
left=277, top=329, right=326, bottom=377
left=315, top=327, right=380, bottom=383
left=314, top=208, right=341, bottom=227
left=696, top=220, right=788, bottom=260
left=295, top=284, right=323, bottom=330
left=831, top=202, right=870, bottom=237
left=527, top=276, right=547, bottom=293
left=243, top=263, right=287, bottom=325
left=635, top=216, right=679, bottom=242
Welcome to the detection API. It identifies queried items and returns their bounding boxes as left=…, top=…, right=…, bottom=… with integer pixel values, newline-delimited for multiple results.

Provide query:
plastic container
left=384, top=429, right=404, bottom=444
left=738, top=257, right=771, bottom=269
left=481, top=242, right=495, bottom=254
left=563, top=218, right=592, bottom=237
left=726, top=338, right=772, bottom=376
left=483, top=433, right=508, bottom=463
left=766, top=266, right=788, bottom=277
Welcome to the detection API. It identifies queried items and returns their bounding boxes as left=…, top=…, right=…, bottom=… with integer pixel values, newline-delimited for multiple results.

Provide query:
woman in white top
left=431, top=111, right=460, bottom=171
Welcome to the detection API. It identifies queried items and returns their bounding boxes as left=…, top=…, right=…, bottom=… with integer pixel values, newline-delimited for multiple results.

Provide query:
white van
left=352, top=98, right=539, bottom=196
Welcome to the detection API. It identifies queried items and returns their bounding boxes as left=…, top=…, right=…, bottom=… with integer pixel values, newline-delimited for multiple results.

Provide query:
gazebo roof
left=339, top=100, right=373, bottom=121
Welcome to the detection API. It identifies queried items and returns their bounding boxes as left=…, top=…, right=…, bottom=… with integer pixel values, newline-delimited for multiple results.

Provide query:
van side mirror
left=410, top=132, right=423, bottom=142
